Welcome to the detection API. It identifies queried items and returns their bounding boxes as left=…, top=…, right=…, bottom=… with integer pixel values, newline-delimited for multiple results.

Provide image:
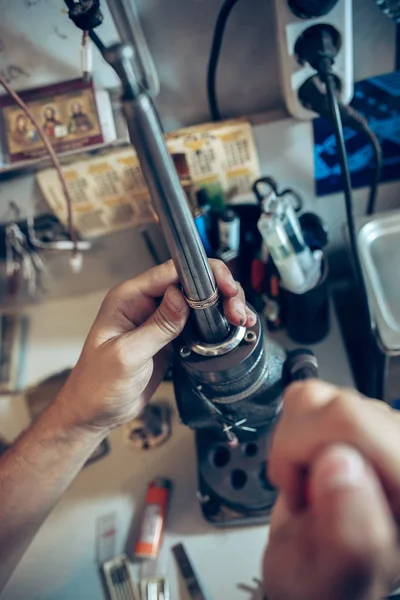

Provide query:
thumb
left=125, top=285, right=190, bottom=363
left=310, top=444, right=398, bottom=597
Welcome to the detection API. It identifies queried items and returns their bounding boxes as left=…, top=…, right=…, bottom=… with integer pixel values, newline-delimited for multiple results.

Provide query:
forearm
left=0, top=393, right=105, bottom=592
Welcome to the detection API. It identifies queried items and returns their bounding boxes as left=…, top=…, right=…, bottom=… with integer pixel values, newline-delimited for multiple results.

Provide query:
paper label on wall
left=167, top=119, right=260, bottom=206
left=36, top=119, right=260, bottom=237
left=36, top=150, right=156, bottom=238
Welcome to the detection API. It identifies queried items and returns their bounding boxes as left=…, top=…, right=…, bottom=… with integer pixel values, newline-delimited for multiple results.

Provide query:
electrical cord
left=89, top=29, right=107, bottom=55
left=324, top=72, right=377, bottom=396
left=0, top=75, right=78, bottom=256
left=296, top=25, right=379, bottom=395
left=343, top=105, right=382, bottom=216
left=366, top=129, right=382, bottom=215
left=298, top=76, right=383, bottom=215
left=207, top=0, right=241, bottom=121
left=324, top=73, right=366, bottom=292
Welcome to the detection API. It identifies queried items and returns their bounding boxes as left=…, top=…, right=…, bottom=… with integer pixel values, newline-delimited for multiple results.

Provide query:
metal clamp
left=189, top=325, right=247, bottom=357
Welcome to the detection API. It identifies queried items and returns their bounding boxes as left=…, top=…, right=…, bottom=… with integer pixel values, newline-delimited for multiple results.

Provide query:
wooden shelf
left=0, top=137, right=130, bottom=181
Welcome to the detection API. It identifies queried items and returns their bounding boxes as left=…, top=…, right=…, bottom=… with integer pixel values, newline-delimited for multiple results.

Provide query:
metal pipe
left=106, top=0, right=160, bottom=96
left=102, top=44, right=230, bottom=343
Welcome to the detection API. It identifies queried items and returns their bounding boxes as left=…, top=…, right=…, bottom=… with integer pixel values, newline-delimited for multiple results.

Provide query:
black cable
left=296, top=25, right=379, bottom=395
left=324, top=73, right=365, bottom=292
left=298, top=76, right=383, bottom=215
left=396, top=23, right=400, bottom=71
left=324, top=72, right=378, bottom=397
left=343, top=106, right=383, bottom=216
left=89, top=30, right=107, bottom=55
left=365, top=128, right=382, bottom=215
left=207, top=0, right=241, bottom=121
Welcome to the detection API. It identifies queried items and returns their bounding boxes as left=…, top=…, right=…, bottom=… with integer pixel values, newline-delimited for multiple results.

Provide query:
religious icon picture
left=0, top=79, right=104, bottom=164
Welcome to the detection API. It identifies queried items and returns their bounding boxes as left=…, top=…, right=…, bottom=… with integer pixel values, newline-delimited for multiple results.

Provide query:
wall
left=0, top=0, right=397, bottom=304
left=0, top=1, right=396, bottom=128
left=148, top=0, right=397, bottom=129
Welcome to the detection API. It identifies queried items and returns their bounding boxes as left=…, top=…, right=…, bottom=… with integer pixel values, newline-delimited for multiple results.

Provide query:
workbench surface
left=0, top=292, right=354, bottom=600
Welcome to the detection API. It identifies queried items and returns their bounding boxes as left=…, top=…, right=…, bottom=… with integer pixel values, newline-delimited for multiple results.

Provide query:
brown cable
left=0, top=75, right=78, bottom=254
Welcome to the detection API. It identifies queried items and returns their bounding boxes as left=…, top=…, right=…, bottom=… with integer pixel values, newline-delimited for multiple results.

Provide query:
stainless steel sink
left=358, top=211, right=400, bottom=353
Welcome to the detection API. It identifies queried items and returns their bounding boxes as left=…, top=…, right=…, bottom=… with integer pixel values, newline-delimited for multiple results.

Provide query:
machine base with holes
left=171, top=311, right=320, bottom=526
left=196, top=427, right=277, bottom=526
left=173, top=311, right=285, bottom=526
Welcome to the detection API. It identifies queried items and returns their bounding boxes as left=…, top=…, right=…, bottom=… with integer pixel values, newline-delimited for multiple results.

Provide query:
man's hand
left=264, top=381, right=400, bottom=600
left=0, top=260, right=255, bottom=592
left=56, top=259, right=255, bottom=433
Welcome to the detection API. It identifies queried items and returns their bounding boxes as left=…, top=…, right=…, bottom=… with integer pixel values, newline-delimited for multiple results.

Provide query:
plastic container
left=281, top=258, right=330, bottom=344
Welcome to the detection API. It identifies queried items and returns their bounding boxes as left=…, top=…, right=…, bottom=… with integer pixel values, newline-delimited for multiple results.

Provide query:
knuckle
left=103, top=284, right=124, bottom=309
left=284, top=380, right=323, bottom=411
left=153, top=307, right=180, bottom=338
left=236, top=281, right=244, bottom=296
left=163, top=258, right=175, bottom=271
left=112, top=336, right=130, bottom=366
left=130, top=360, right=153, bottom=394
left=147, top=260, right=175, bottom=285
left=148, top=261, right=167, bottom=281
left=211, top=258, right=229, bottom=277
left=325, top=393, right=362, bottom=437
left=209, top=257, right=224, bottom=269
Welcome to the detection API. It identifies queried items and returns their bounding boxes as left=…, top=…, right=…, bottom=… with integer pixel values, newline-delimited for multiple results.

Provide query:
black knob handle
left=286, top=348, right=319, bottom=382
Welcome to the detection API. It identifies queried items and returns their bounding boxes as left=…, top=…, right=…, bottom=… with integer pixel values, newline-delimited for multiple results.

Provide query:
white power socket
left=274, top=0, right=354, bottom=119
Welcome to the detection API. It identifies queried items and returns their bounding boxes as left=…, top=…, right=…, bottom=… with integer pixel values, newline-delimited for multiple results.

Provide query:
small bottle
left=193, top=208, right=212, bottom=255
left=278, top=200, right=314, bottom=274
left=257, top=214, right=306, bottom=291
left=134, top=479, right=172, bottom=560
left=196, top=188, right=212, bottom=234
left=218, top=208, right=240, bottom=255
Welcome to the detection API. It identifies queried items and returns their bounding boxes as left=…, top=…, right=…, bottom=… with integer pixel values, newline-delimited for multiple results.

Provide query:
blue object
left=194, top=211, right=212, bottom=255
left=313, top=72, right=400, bottom=196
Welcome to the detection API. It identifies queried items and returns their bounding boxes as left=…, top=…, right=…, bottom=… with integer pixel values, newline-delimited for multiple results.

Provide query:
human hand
left=263, top=381, right=400, bottom=600
left=56, top=259, right=255, bottom=434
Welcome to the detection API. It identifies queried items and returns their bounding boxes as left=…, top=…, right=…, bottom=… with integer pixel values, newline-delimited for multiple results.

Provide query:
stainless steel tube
left=103, top=44, right=230, bottom=344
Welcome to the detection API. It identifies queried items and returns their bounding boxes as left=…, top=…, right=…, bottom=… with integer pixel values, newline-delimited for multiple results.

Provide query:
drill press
left=100, top=43, right=288, bottom=526
left=64, top=0, right=318, bottom=526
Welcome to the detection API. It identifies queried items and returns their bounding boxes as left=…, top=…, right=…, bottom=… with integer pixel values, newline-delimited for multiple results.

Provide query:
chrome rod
left=102, top=44, right=230, bottom=343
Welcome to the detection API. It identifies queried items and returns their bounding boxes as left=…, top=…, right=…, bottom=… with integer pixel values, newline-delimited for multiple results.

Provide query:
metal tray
left=358, top=211, right=400, bottom=352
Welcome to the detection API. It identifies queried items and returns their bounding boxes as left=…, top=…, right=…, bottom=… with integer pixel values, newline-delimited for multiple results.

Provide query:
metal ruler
left=172, top=543, right=208, bottom=600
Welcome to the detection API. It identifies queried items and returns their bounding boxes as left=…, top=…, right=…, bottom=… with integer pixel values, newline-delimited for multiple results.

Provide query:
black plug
left=288, top=0, right=339, bottom=19
left=298, top=73, right=341, bottom=113
left=64, top=0, right=104, bottom=31
left=298, top=75, right=373, bottom=136
left=294, top=23, right=341, bottom=74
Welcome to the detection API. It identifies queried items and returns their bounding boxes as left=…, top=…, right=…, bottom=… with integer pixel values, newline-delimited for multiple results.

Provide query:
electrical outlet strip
left=274, top=0, right=354, bottom=119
